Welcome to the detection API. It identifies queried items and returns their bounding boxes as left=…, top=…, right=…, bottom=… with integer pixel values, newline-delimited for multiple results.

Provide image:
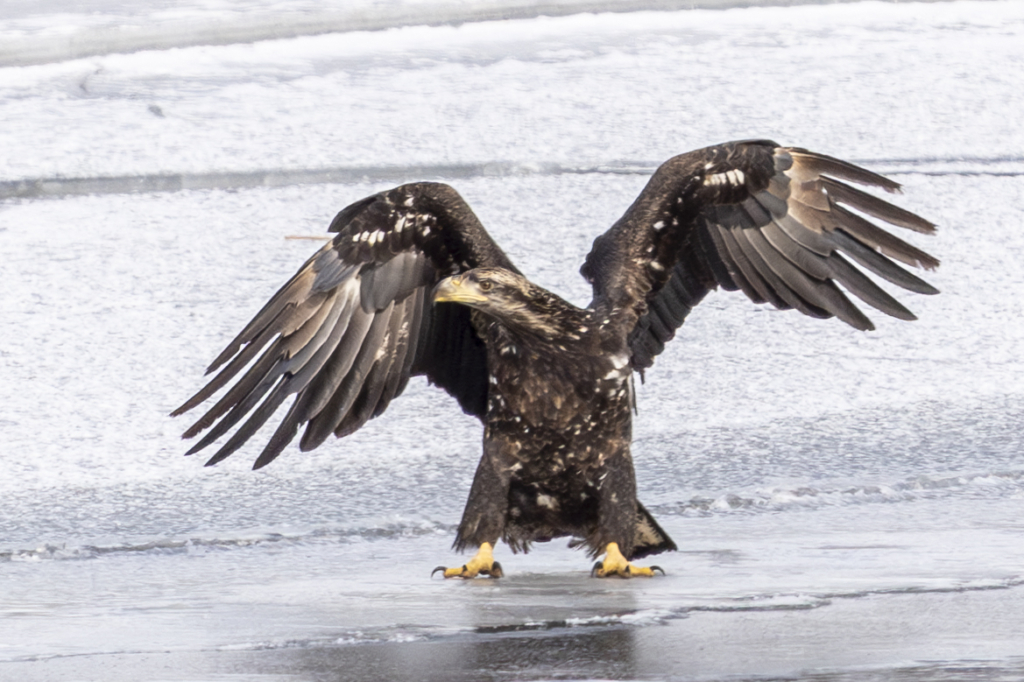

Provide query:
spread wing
left=173, top=182, right=516, bottom=469
left=580, top=139, right=940, bottom=372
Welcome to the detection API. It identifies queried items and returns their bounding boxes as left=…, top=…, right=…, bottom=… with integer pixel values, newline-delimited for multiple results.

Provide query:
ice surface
left=1, top=1, right=1023, bottom=182
left=0, top=0, right=883, bottom=68
left=1, top=1, right=1024, bottom=681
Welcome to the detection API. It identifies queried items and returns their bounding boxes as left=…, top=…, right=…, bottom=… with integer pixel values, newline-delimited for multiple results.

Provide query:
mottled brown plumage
left=174, top=140, right=939, bottom=570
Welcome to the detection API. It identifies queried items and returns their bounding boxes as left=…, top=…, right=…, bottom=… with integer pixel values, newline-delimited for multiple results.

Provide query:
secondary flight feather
left=174, top=140, right=938, bottom=578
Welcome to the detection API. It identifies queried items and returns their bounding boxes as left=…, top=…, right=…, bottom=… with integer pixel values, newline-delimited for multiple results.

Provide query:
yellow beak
left=432, top=275, right=489, bottom=304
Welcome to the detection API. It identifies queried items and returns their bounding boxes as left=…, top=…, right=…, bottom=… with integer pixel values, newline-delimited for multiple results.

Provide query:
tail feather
left=630, top=502, right=677, bottom=560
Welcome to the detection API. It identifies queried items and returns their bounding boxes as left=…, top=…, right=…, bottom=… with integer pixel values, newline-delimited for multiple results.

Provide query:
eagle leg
left=591, top=542, right=664, bottom=578
left=431, top=542, right=504, bottom=579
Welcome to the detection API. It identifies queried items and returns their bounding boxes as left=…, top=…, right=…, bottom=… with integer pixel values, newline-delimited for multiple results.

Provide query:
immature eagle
left=174, top=140, right=938, bottom=578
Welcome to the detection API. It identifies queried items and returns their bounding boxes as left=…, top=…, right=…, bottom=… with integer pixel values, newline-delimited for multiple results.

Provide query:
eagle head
left=433, top=268, right=582, bottom=341
left=433, top=268, right=531, bottom=310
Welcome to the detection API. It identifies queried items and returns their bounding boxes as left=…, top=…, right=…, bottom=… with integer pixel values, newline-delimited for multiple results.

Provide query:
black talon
left=431, top=566, right=448, bottom=578
left=651, top=565, right=665, bottom=576
left=488, top=561, right=504, bottom=579
left=590, top=561, right=604, bottom=577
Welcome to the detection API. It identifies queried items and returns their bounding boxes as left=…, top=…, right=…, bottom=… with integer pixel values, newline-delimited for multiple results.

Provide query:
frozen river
left=2, top=1, right=1024, bottom=680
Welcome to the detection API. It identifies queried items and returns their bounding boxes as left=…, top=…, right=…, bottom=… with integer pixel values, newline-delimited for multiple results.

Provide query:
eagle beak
left=433, top=275, right=489, bottom=304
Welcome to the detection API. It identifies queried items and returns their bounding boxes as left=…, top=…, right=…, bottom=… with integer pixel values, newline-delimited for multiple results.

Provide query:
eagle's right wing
left=172, top=182, right=517, bottom=469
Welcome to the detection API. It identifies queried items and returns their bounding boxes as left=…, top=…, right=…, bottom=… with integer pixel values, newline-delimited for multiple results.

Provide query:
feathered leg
left=590, top=453, right=665, bottom=578
left=433, top=440, right=510, bottom=579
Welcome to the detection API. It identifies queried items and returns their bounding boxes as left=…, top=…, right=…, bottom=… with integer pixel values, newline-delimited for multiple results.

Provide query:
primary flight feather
left=174, top=139, right=938, bottom=578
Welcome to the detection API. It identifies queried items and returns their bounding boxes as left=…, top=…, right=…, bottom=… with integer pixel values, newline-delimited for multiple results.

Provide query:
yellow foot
left=431, top=542, right=504, bottom=579
left=591, top=542, right=665, bottom=578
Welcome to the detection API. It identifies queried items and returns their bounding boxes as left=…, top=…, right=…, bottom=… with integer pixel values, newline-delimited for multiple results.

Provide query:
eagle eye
left=479, top=280, right=493, bottom=292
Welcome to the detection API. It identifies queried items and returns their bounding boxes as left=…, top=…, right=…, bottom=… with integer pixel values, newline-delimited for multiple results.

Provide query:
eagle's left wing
left=580, top=139, right=939, bottom=373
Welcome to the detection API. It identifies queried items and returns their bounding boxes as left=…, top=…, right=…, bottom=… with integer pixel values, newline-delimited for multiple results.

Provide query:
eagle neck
left=479, top=287, right=596, bottom=358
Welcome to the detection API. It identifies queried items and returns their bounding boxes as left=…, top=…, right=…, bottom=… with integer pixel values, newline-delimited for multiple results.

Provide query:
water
left=1, top=1, right=1024, bottom=680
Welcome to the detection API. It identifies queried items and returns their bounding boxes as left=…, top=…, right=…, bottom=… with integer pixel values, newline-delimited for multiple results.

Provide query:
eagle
left=173, top=140, right=938, bottom=579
